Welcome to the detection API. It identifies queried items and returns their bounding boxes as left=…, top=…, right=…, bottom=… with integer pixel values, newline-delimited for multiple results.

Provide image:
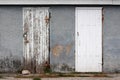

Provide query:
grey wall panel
left=0, top=7, right=23, bottom=72
left=50, top=6, right=75, bottom=72
left=103, top=6, right=120, bottom=73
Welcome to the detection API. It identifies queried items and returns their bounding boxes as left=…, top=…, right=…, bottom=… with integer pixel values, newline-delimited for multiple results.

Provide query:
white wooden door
left=75, top=7, right=102, bottom=72
left=23, top=7, right=49, bottom=73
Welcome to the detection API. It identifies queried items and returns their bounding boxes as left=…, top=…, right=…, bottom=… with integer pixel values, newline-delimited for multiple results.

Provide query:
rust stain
left=24, top=40, right=29, bottom=43
left=45, top=15, right=50, bottom=25
left=24, top=23, right=29, bottom=33
left=65, top=44, right=72, bottom=55
left=52, top=45, right=63, bottom=56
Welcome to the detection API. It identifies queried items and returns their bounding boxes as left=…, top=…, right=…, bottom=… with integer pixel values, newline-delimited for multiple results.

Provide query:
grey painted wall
left=0, top=6, right=23, bottom=72
left=50, top=6, right=120, bottom=73
left=50, top=6, right=75, bottom=72
left=103, top=6, right=120, bottom=73
left=0, top=6, right=120, bottom=73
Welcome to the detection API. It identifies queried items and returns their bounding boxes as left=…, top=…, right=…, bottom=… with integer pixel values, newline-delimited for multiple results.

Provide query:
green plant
left=43, top=61, right=52, bottom=73
left=33, top=77, right=41, bottom=80
left=44, top=67, right=52, bottom=73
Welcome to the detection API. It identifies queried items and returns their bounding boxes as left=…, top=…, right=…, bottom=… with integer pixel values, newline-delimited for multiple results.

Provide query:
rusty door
left=23, top=7, right=49, bottom=73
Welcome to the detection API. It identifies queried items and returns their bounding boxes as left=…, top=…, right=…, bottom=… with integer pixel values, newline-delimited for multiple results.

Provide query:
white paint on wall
left=75, top=7, right=102, bottom=72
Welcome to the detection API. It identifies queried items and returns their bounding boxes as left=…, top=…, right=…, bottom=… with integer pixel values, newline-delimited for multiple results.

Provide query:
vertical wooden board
left=75, top=7, right=102, bottom=72
left=23, top=8, right=34, bottom=70
left=23, top=7, right=49, bottom=73
left=34, top=8, right=49, bottom=73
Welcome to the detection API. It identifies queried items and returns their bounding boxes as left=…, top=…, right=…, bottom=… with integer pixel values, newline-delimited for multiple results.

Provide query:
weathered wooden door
left=23, top=7, right=49, bottom=73
left=75, top=7, right=102, bottom=72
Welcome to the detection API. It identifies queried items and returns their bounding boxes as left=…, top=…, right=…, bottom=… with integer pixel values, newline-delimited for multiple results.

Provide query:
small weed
left=43, top=61, right=52, bottom=73
left=33, top=77, right=41, bottom=80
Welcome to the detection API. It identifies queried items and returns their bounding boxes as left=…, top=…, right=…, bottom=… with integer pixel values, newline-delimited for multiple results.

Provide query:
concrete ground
left=0, top=74, right=120, bottom=80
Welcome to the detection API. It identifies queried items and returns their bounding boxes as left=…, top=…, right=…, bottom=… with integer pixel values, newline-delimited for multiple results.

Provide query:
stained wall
left=0, top=6, right=23, bottom=72
left=0, top=6, right=120, bottom=73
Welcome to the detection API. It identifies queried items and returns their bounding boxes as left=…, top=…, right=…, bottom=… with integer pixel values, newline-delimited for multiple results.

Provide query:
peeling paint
left=45, top=15, right=50, bottom=25
left=23, top=7, right=49, bottom=73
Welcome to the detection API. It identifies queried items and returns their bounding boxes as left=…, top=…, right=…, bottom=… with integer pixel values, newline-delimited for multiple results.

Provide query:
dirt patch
left=52, top=45, right=63, bottom=56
